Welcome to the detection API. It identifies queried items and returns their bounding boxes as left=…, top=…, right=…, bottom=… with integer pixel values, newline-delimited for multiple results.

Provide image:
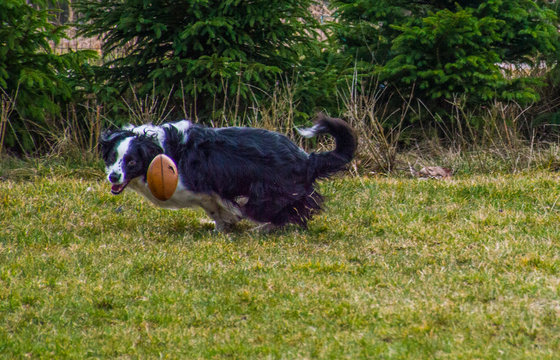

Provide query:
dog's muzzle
left=110, top=181, right=129, bottom=195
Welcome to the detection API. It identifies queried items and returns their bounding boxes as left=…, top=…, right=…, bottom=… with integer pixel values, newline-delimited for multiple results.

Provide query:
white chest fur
left=127, top=175, right=244, bottom=232
left=128, top=177, right=202, bottom=210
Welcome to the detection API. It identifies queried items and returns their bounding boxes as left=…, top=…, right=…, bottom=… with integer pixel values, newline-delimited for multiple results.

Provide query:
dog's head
left=99, top=130, right=163, bottom=195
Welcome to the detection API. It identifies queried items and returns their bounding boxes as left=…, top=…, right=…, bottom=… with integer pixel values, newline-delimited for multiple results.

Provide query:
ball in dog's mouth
left=111, top=181, right=129, bottom=195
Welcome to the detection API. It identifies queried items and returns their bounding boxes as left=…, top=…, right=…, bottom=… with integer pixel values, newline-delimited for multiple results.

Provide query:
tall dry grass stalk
left=418, top=95, right=532, bottom=151
left=32, top=98, right=105, bottom=160
left=248, top=76, right=299, bottom=139
left=0, top=88, right=17, bottom=156
left=182, top=74, right=300, bottom=142
left=116, top=74, right=300, bottom=135
left=123, top=84, right=175, bottom=126
left=411, top=95, right=550, bottom=174
left=119, top=76, right=300, bottom=146
left=338, top=71, right=411, bottom=173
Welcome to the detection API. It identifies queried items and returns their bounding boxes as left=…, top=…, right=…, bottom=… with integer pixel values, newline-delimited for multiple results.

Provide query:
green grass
left=1, top=166, right=560, bottom=359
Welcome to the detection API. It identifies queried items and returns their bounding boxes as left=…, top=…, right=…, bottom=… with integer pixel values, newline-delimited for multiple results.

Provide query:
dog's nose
left=109, top=172, right=121, bottom=183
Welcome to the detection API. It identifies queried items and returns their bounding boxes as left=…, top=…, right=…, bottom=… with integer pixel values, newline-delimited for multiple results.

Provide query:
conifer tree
left=332, top=0, right=560, bottom=106
left=75, top=0, right=320, bottom=116
left=0, top=0, right=91, bottom=152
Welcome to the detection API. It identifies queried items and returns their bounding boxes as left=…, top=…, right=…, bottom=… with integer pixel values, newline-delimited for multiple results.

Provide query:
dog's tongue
left=111, top=184, right=125, bottom=194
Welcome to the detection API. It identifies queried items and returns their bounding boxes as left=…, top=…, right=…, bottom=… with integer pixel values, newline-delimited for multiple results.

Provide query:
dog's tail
left=297, top=113, right=357, bottom=182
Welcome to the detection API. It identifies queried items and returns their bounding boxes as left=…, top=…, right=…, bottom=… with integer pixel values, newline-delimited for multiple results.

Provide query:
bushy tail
left=297, top=114, right=357, bottom=182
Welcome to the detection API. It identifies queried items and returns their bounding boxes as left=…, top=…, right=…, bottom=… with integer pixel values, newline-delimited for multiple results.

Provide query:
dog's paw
left=251, top=223, right=278, bottom=234
left=213, top=220, right=237, bottom=233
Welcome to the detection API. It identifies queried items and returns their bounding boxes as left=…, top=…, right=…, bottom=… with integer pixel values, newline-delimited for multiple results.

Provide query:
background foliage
left=331, top=0, right=560, bottom=110
left=2, top=0, right=560, bottom=156
left=0, top=0, right=95, bottom=152
left=74, top=0, right=323, bottom=121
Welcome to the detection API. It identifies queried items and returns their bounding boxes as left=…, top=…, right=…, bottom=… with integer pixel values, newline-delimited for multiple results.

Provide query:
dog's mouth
left=110, top=181, right=129, bottom=195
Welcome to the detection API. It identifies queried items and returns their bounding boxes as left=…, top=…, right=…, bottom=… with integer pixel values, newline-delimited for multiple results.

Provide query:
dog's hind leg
left=197, top=193, right=243, bottom=232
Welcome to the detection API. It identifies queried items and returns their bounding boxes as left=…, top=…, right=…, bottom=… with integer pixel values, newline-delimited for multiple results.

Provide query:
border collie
left=100, top=114, right=356, bottom=232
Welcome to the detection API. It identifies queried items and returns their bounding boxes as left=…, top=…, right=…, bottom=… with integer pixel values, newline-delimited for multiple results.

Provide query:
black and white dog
left=100, top=114, right=356, bottom=232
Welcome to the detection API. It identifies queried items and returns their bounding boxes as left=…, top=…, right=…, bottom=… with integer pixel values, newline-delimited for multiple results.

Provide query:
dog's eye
left=127, top=160, right=137, bottom=167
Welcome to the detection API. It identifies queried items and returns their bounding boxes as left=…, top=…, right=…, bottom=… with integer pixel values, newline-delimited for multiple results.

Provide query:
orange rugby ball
left=146, top=154, right=179, bottom=201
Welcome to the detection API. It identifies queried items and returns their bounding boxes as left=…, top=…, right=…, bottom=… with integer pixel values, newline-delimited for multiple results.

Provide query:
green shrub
left=332, top=0, right=560, bottom=109
left=74, top=0, right=323, bottom=122
left=0, top=0, right=96, bottom=153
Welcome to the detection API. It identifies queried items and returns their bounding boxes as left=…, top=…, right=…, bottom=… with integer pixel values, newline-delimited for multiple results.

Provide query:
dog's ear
left=99, top=130, right=117, bottom=160
left=138, top=138, right=163, bottom=163
left=98, top=130, right=135, bottom=161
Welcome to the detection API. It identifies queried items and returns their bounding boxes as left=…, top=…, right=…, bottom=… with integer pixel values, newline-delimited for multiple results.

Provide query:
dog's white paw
left=251, top=223, right=278, bottom=233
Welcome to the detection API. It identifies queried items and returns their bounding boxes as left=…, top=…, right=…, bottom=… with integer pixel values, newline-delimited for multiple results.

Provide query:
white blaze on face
left=106, top=137, right=133, bottom=184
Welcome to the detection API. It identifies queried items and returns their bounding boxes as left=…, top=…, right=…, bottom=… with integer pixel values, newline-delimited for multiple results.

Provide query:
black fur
left=101, top=116, right=357, bottom=228
left=306, top=113, right=358, bottom=182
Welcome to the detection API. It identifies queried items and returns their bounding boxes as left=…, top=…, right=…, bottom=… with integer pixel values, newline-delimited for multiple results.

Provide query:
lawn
left=1, top=167, right=560, bottom=359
